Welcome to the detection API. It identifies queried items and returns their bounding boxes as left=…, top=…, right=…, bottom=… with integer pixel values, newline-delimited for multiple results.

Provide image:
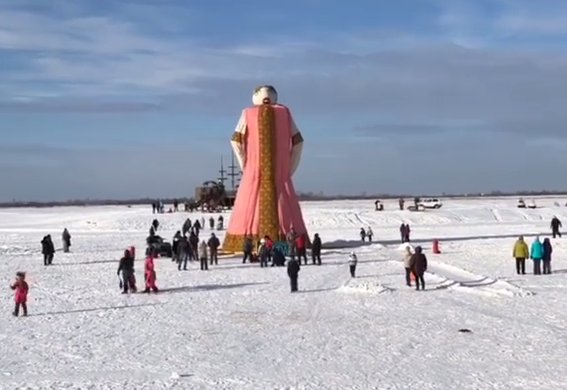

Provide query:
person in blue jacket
left=530, top=236, right=544, bottom=275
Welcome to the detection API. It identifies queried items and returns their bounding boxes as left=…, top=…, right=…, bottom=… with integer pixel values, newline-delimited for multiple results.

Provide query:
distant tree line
left=1, top=190, right=567, bottom=209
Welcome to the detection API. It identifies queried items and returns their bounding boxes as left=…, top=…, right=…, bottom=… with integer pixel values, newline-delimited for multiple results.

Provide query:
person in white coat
left=366, top=227, right=373, bottom=242
left=199, top=240, right=208, bottom=271
left=348, top=252, right=358, bottom=277
left=403, top=245, right=414, bottom=286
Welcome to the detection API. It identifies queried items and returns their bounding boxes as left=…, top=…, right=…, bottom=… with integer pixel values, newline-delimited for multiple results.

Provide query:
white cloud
left=2, top=1, right=567, bottom=198
left=496, top=14, right=567, bottom=35
left=0, top=0, right=564, bottom=118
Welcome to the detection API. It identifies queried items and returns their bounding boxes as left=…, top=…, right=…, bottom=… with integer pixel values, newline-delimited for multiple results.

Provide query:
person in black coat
left=551, top=217, right=562, bottom=238
left=193, top=220, right=201, bottom=236
left=311, top=233, right=322, bottom=265
left=272, top=247, right=286, bottom=266
left=176, top=236, right=190, bottom=271
left=242, top=237, right=253, bottom=263
left=188, top=231, right=199, bottom=260
left=172, top=231, right=182, bottom=262
left=409, top=246, right=428, bottom=291
left=117, top=249, right=136, bottom=293
left=207, top=233, right=220, bottom=265
left=182, top=218, right=192, bottom=236
left=41, top=235, right=55, bottom=266
left=287, top=258, right=300, bottom=292
left=542, top=238, right=553, bottom=274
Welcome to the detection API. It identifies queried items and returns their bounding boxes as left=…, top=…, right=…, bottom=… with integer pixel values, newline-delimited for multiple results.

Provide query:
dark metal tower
left=217, top=156, right=228, bottom=186
left=227, top=152, right=241, bottom=190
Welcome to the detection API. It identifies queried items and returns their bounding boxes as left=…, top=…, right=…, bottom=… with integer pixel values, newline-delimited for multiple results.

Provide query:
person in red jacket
left=11, top=272, right=29, bottom=316
left=144, top=250, right=159, bottom=293
left=295, top=234, right=308, bottom=265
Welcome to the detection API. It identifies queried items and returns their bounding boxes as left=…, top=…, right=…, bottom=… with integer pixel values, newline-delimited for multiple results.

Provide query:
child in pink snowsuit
left=144, top=252, right=159, bottom=293
left=11, top=272, right=29, bottom=317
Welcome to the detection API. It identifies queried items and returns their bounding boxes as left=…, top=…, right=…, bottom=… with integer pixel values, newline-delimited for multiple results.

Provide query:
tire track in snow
left=382, top=246, right=534, bottom=298
left=425, top=261, right=535, bottom=298
left=450, top=212, right=465, bottom=223
left=514, top=209, right=531, bottom=221
left=353, top=212, right=366, bottom=227
left=490, top=209, right=502, bottom=222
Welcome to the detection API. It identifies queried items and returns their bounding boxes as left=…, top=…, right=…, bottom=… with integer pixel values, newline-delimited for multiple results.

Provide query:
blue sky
left=2, top=0, right=567, bottom=201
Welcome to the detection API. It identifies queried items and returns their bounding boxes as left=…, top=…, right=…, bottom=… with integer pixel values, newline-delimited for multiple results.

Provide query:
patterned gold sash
left=257, top=104, right=281, bottom=241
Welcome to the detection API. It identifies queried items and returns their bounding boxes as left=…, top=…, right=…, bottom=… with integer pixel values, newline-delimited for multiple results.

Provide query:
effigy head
left=252, top=85, right=278, bottom=105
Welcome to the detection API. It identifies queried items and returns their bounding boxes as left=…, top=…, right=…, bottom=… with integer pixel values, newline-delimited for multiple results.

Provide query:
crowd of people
left=8, top=209, right=564, bottom=317
left=509, top=216, right=562, bottom=276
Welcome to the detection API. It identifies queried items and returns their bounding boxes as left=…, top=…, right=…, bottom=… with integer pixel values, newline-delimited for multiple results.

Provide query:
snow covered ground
left=1, top=197, right=567, bottom=389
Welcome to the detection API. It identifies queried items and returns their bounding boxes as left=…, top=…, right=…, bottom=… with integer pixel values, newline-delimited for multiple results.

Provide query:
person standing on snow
left=264, top=236, right=274, bottom=264
left=242, top=236, right=253, bottom=263
left=62, top=228, right=71, bottom=253
left=143, top=250, right=159, bottom=293
left=258, top=239, right=269, bottom=268
left=172, top=231, right=182, bottom=262
left=41, top=235, right=55, bottom=266
left=409, top=246, right=427, bottom=291
left=199, top=240, right=208, bottom=270
left=542, top=238, right=553, bottom=274
left=193, top=219, right=202, bottom=237
left=512, top=235, right=529, bottom=275
left=311, top=233, right=322, bottom=265
left=10, top=271, right=29, bottom=317
left=348, top=252, right=358, bottom=277
left=286, top=228, right=297, bottom=260
left=287, top=257, right=300, bottom=292
left=295, top=234, right=308, bottom=264
left=400, top=223, right=411, bottom=243
left=176, top=235, right=189, bottom=271
left=366, top=227, right=373, bottom=242
left=530, top=236, right=544, bottom=275
left=403, top=245, right=413, bottom=286
left=117, top=249, right=136, bottom=294
left=551, top=216, right=562, bottom=238
left=404, top=224, right=411, bottom=243
left=207, top=233, right=220, bottom=265
left=359, top=228, right=366, bottom=242
left=188, top=231, right=199, bottom=260
left=182, top=218, right=192, bottom=236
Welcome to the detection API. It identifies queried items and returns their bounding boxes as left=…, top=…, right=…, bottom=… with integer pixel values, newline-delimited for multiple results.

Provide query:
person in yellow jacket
left=512, top=236, right=529, bottom=274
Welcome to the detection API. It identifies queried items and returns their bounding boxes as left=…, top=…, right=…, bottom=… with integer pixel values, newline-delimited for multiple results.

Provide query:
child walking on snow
left=259, top=239, right=269, bottom=267
left=11, top=272, right=29, bottom=317
left=348, top=252, right=358, bottom=277
left=143, top=250, right=159, bottom=293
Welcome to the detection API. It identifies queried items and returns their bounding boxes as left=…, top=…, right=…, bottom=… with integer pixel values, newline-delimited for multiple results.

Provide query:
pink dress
left=11, top=280, right=29, bottom=303
left=223, top=103, right=307, bottom=252
left=144, top=256, right=157, bottom=290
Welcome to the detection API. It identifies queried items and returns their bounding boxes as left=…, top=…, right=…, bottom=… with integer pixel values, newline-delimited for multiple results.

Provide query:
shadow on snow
left=30, top=303, right=161, bottom=317
left=159, top=281, right=269, bottom=294
left=52, top=259, right=119, bottom=266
